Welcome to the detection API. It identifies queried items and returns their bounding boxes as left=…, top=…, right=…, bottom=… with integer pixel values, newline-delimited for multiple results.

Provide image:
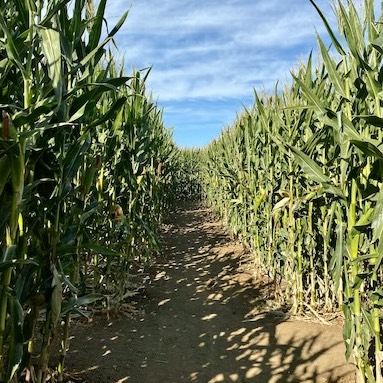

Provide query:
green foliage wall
left=180, top=1, right=383, bottom=382
left=0, top=1, right=177, bottom=381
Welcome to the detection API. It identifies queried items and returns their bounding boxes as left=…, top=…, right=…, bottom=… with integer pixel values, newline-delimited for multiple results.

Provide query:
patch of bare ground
left=64, top=202, right=356, bottom=383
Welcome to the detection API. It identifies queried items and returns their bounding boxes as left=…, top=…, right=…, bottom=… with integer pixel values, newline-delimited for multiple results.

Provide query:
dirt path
left=65, top=204, right=355, bottom=383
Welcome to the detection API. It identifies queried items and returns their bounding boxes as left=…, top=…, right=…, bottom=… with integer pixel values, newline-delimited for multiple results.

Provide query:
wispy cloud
left=105, top=0, right=339, bottom=147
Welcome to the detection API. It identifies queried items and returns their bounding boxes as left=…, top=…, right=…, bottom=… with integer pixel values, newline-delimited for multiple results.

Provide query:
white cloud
left=107, top=0, right=335, bottom=98
left=103, top=0, right=347, bottom=146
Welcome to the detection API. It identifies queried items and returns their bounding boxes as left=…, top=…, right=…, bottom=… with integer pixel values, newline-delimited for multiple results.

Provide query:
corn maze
left=1, top=0, right=383, bottom=382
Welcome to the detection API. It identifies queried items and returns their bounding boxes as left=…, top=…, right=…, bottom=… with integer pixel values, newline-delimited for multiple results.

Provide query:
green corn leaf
left=372, top=190, right=383, bottom=244
left=61, top=293, right=104, bottom=316
left=351, top=207, right=374, bottom=236
left=68, top=77, right=131, bottom=121
left=71, top=0, right=86, bottom=39
left=0, top=155, right=11, bottom=196
left=75, top=10, right=128, bottom=71
left=370, top=290, right=383, bottom=307
left=350, top=253, right=378, bottom=264
left=50, top=291, right=62, bottom=328
left=355, top=115, right=383, bottom=128
left=82, top=242, right=122, bottom=257
left=352, top=273, right=369, bottom=290
left=316, top=33, right=347, bottom=98
left=112, top=107, right=124, bottom=135
left=343, top=302, right=355, bottom=360
left=355, top=207, right=375, bottom=226
left=373, top=203, right=383, bottom=274
left=272, top=197, right=290, bottom=213
left=337, top=1, right=362, bottom=61
left=87, top=0, right=107, bottom=52
left=108, top=7, right=129, bottom=37
left=13, top=0, right=29, bottom=26
left=63, top=134, right=91, bottom=182
left=309, top=0, right=346, bottom=56
left=292, top=75, right=327, bottom=113
left=6, top=293, right=24, bottom=381
left=365, top=0, right=378, bottom=43
left=254, top=190, right=266, bottom=212
left=358, top=59, right=381, bottom=100
left=87, top=77, right=132, bottom=91
left=87, top=97, right=127, bottom=128
left=289, top=145, right=345, bottom=198
left=0, top=259, right=38, bottom=273
left=304, top=51, right=313, bottom=87
left=13, top=104, right=53, bottom=128
left=330, top=218, right=345, bottom=292
left=350, top=139, right=383, bottom=160
left=339, top=113, right=362, bottom=141
left=361, top=307, right=374, bottom=339
left=0, top=13, right=26, bottom=76
left=2, top=245, right=17, bottom=263
left=372, top=36, right=383, bottom=54
left=80, top=205, right=98, bottom=224
left=68, top=102, right=88, bottom=123
left=40, top=0, right=72, bottom=27
left=38, top=26, right=63, bottom=104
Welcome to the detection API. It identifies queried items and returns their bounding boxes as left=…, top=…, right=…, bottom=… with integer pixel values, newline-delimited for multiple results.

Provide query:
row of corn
left=0, top=1, right=178, bottom=381
left=173, top=148, right=203, bottom=201
left=181, top=1, right=383, bottom=382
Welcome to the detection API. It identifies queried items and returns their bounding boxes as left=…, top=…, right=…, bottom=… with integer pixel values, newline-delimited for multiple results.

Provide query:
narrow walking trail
left=66, top=204, right=355, bottom=383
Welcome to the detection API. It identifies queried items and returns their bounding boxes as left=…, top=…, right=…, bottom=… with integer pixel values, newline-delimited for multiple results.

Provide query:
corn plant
left=173, top=148, right=203, bottom=201
left=185, top=1, right=383, bottom=382
left=0, top=0, right=177, bottom=381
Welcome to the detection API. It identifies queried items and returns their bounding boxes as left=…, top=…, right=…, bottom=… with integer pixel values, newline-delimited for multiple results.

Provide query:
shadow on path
left=66, top=203, right=355, bottom=383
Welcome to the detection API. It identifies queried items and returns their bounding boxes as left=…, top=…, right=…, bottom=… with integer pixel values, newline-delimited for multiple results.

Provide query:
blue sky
left=105, top=0, right=339, bottom=148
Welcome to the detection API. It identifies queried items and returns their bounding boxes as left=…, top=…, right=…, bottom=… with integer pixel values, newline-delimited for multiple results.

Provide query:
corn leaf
left=289, top=145, right=345, bottom=198
left=82, top=242, right=122, bottom=257
left=350, top=139, right=383, bottom=160
left=316, top=33, right=347, bottom=98
left=0, top=13, right=26, bottom=76
left=372, top=191, right=383, bottom=244
left=6, top=293, right=24, bottom=382
left=38, top=27, right=63, bottom=104
left=0, top=155, right=11, bottom=196
left=309, top=0, right=346, bottom=56
left=87, top=0, right=107, bottom=52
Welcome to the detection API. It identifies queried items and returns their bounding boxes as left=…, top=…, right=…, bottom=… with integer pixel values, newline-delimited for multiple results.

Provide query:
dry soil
left=64, top=203, right=356, bottom=383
